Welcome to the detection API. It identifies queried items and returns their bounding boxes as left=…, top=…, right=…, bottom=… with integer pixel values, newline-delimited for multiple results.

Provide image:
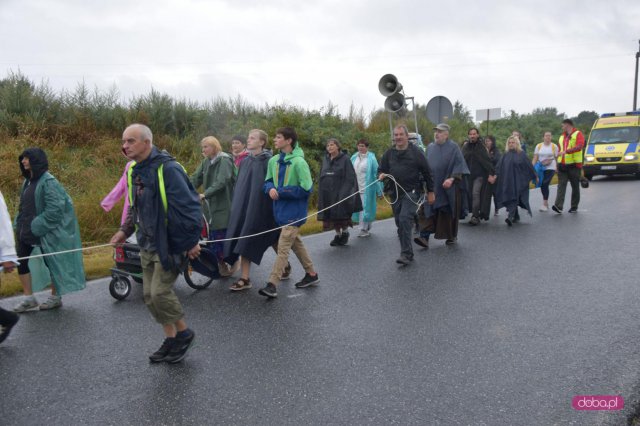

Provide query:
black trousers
left=0, top=306, right=18, bottom=326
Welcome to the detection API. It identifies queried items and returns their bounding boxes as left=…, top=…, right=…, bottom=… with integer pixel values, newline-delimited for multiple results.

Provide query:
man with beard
left=378, top=125, right=434, bottom=265
left=462, top=127, right=496, bottom=225
left=415, top=124, right=470, bottom=247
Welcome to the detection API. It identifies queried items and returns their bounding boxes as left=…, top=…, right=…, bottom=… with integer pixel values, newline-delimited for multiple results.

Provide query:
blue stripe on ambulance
left=624, top=143, right=638, bottom=154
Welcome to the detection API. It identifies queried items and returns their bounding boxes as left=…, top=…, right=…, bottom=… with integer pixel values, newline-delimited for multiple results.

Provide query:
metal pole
left=406, top=96, right=419, bottom=134
left=388, top=112, right=394, bottom=145
left=486, top=110, right=490, bottom=137
left=634, top=39, right=639, bottom=111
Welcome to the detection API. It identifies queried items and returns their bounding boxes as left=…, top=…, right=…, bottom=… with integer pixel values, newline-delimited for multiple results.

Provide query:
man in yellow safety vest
left=552, top=119, right=585, bottom=214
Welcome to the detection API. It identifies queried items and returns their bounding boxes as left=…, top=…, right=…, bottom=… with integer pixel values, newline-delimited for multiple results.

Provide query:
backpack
left=536, top=143, right=558, bottom=157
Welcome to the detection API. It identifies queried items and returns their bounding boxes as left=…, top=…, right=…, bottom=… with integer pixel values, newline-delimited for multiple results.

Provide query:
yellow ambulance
left=584, top=111, right=640, bottom=180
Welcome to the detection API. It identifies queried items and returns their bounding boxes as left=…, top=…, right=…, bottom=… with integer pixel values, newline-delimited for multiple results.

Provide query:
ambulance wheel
left=109, top=276, right=131, bottom=300
left=184, top=261, right=214, bottom=290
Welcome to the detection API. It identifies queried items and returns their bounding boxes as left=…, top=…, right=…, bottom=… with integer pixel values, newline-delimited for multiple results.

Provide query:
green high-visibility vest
left=127, top=161, right=187, bottom=216
left=558, top=130, right=583, bottom=165
left=127, top=162, right=168, bottom=213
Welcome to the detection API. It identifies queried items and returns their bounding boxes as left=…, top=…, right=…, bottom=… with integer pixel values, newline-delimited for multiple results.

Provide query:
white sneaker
left=13, top=297, right=39, bottom=313
left=39, top=295, right=62, bottom=310
left=539, top=206, right=549, bottom=212
left=357, top=230, right=370, bottom=238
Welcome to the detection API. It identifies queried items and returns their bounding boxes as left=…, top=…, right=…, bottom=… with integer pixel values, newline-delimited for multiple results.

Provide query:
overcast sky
left=1, top=0, right=639, bottom=121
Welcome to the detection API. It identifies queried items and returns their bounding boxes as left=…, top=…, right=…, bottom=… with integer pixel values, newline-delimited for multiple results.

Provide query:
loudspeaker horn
left=384, top=93, right=406, bottom=112
left=378, top=74, right=403, bottom=96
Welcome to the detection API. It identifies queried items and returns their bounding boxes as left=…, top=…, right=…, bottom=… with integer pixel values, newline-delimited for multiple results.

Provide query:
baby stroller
left=108, top=217, right=221, bottom=300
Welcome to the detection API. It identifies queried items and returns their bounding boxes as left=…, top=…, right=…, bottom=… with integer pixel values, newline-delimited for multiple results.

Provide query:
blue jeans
left=540, top=170, right=555, bottom=201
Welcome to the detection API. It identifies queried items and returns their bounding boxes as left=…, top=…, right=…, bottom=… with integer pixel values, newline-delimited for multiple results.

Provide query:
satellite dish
left=426, top=96, right=453, bottom=124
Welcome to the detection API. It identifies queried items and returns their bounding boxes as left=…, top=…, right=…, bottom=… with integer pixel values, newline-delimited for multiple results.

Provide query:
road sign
left=476, top=108, right=501, bottom=121
left=426, top=96, right=453, bottom=124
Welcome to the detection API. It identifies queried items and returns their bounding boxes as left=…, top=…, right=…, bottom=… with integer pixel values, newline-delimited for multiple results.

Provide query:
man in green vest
left=552, top=119, right=585, bottom=214
left=110, top=124, right=202, bottom=363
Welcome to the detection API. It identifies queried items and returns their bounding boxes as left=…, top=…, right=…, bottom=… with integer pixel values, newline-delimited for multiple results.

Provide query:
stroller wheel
left=184, top=261, right=214, bottom=290
left=109, top=276, right=131, bottom=300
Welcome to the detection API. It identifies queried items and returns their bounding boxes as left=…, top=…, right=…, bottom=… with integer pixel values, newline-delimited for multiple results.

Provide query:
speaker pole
left=405, top=96, right=419, bottom=134
left=486, top=110, right=490, bottom=137
left=388, top=113, right=394, bottom=145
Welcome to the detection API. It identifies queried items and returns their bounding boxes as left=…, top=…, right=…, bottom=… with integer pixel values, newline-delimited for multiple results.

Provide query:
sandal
left=229, top=278, right=251, bottom=291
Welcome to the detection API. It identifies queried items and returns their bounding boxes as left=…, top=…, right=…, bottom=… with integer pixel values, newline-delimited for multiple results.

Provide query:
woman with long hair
left=495, top=136, right=537, bottom=226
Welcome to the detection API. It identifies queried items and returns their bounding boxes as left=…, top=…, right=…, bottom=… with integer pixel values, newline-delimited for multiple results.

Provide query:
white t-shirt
left=534, top=143, right=559, bottom=171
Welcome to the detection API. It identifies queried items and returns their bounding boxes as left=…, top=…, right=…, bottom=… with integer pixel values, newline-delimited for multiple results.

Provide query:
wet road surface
left=1, top=177, right=639, bottom=425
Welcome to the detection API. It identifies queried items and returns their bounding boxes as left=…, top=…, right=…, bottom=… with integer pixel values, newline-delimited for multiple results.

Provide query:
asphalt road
left=1, top=176, right=639, bottom=425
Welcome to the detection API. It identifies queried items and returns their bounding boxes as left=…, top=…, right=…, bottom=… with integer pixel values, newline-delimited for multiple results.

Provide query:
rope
left=13, top=175, right=424, bottom=261
left=198, top=177, right=390, bottom=244
left=16, top=243, right=115, bottom=262
left=379, top=174, right=426, bottom=216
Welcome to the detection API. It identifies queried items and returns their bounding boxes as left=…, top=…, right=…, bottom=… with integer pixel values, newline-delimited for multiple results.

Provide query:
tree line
left=0, top=71, right=599, bottom=242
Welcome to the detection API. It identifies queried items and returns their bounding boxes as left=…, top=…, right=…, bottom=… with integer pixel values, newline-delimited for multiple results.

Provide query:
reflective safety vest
left=558, top=130, right=583, bottom=165
left=127, top=162, right=168, bottom=213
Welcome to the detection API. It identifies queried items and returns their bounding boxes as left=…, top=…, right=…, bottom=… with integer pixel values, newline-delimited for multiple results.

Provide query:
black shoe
left=337, top=231, right=349, bottom=246
left=0, top=313, right=19, bottom=345
left=469, top=216, right=480, bottom=226
left=396, top=255, right=413, bottom=265
left=445, top=238, right=457, bottom=245
left=295, top=273, right=320, bottom=288
left=259, top=282, right=278, bottom=298
left=551, top=205, right=562, bottom=214
left=568, top=207, right=578, bottom=213
left=505, top=217, right=513, bottom=227
left=149, top=337, right=175, bottom=363
left=164, top=330, right=195, bottom=364
left=414, top=236, right=429, bottom=248
left=280, top=262, right=292, bottom=280
left=329, top=234, right=341, bottom=246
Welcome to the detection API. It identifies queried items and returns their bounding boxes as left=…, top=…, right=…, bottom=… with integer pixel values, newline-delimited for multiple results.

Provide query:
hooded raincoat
left=317, top=151, right=362, bottom=223
left=190, top=152, right=235, bottom=231
left=100, top=160, right=134, bottom=225
left=462, top=138, right=495, bottom=220
left=423, top=140, right=470, bottom=220
left=224, top=149, right=279, bottom=265
left=0, top=191, right=18, bottom=266
left=15, top=148, right=86, bottom=295
left=495, top=149, right=537, bottom=216
left=351, top=151, right=382, bottom=223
